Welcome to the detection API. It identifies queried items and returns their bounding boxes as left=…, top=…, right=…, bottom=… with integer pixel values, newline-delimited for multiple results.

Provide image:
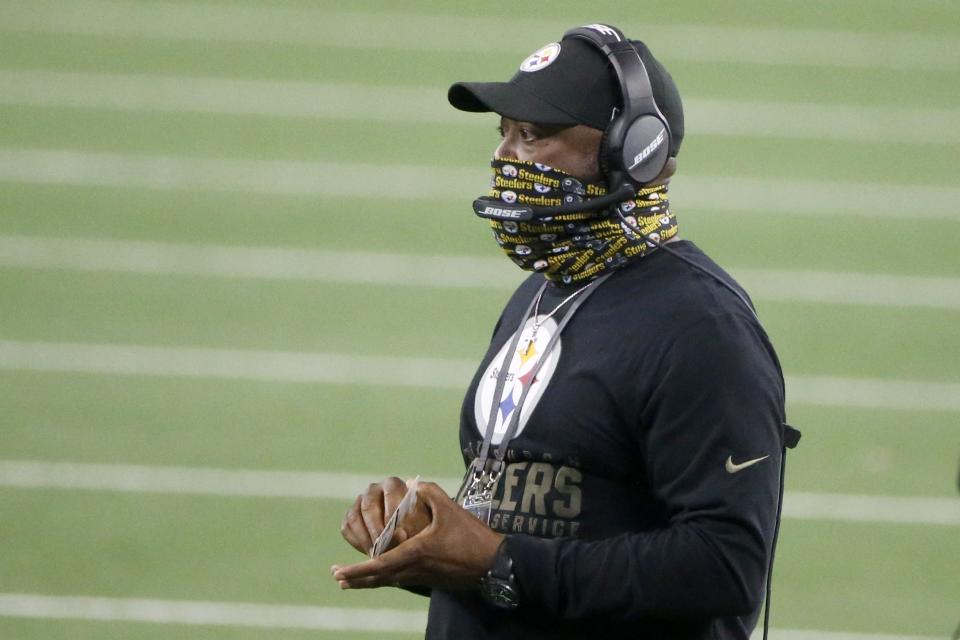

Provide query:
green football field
left=1, top=1, right=958, bottom=638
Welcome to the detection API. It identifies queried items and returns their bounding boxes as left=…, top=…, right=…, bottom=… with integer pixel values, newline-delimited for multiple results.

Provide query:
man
left=334, top=24, right=793, bottom=639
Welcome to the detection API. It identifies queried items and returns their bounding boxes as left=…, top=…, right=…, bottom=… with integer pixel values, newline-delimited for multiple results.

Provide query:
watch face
left=482, top=579, right=519, bottom=610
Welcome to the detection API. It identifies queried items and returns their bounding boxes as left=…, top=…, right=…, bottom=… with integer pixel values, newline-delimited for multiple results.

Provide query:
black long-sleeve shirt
left=426, top=240, right=787, bottom=639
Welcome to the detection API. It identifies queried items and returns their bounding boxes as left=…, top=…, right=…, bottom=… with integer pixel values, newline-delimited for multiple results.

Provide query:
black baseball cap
left=448, top=32, right=684, bottom=157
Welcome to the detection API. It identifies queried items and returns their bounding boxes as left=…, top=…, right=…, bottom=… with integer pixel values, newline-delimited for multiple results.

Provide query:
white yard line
left=730, top=268, right=960, bottom=310
left=1, top=149, right=958, bottom=221
left=0, top=593, right=941, bottom=638
left=785, top=376, right=960, bottom=413
left=2, top=235, right=959, bottom=310
left=1, top=461, right=957, bottom=526
left=687, top=97, right=960, bottom=146
left=755, top=631, right=938, bottom=640
left=1, top=340, right=959, bottom=414
left=784, top=491, right=960, bottom=526
left=0, top=340, right=475, bottom=390
left=0, top=460, right=414, bottom=501
left=0, top=148, right=479, bottom=199
left=1, top=70, right=957, bottom=145
left=0, top=235, right=960, bottom=309
left=0, top=235, right=523, bottom=290
left=0, top=70, right=459, bottom=124
left=0, top=593, right=427, bottom=633
left=0, top=1, right=956, bottom=71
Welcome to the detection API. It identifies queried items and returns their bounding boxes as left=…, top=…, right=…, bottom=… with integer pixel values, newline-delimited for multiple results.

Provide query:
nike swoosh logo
left=725, top=455, right=769, bottom=474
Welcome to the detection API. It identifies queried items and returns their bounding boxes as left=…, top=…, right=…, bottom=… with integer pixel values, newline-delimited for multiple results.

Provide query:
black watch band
left=480, top=538, right=520, bottom=610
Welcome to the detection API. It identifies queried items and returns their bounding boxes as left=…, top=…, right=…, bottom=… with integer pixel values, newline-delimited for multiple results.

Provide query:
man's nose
left=494, top=136, right=515, bottom=160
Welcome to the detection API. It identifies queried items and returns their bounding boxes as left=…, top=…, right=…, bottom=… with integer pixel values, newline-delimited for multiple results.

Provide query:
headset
left=566, top=24, right=673, bottom=194
left=473, top=23, right=671, bottom=222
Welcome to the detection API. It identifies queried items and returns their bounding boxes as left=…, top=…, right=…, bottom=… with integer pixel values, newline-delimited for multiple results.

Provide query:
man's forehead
left=499, top=116, right=574, bottom=133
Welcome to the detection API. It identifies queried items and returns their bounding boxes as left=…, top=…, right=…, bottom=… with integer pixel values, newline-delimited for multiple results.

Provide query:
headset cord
left=615, top=208, right=787, bottom=638
left=613, top=209, right=759, bottom=321
left=763, top=446, right=788, bottom=640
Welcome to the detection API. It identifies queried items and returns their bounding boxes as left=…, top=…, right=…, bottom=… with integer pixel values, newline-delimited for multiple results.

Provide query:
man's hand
left=332, top=481, right=504, bottom=590
left=340, top=476, right=413, bottom=556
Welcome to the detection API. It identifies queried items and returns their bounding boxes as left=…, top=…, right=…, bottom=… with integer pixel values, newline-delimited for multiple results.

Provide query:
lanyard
left=469, top=272, right=612, bottom=496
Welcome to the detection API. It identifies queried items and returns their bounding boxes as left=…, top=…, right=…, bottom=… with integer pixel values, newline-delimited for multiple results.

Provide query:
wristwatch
left=479, top=538, right=520, bottom=610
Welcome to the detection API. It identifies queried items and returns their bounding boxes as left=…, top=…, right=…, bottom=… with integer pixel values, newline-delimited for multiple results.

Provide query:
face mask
left=476, top=158, right=679, bottom=285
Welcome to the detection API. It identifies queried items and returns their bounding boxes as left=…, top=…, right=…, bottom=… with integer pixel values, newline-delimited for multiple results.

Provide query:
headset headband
left=562, top=24, right=672, bottom=188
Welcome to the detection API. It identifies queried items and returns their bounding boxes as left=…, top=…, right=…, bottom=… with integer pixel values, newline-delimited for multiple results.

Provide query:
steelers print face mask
left=474, top=158, right=679, bottom=285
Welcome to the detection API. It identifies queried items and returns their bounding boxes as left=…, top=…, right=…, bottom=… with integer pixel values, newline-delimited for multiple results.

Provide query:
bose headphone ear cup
left=620, top=114, right=670, bottom=185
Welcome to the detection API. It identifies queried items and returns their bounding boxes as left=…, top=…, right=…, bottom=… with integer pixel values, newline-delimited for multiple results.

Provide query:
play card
left=370, top=476, right=420, bottom=557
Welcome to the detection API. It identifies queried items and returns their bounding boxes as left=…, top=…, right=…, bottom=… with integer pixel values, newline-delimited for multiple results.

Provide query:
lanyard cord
left=473, top=286, right=541, bottom=472
left=475, top=272, right=613, bottom=477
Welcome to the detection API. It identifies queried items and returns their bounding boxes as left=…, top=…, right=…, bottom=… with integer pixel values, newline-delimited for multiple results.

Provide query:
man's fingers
left=332, top=539, right=422, bottom=586
left=381, top=476, right=408, bottom=523
left=331, top=556, right=384, bottom=582
left=333, top=564, right=399, bottom=590
left=359, top=477, right=409, bottom=541
left=332, top=557, right=395, bottom=590
left=333, top=551, right=399, bottom=581
left=359, top=482, right=386, bottom=540
left=412, top=481, right=446, bottom=505
left=410, top=481, right=456, bottom=518
left=340, top=495, right=373, bottom=555
left=335, top=575, right=382, bottom=590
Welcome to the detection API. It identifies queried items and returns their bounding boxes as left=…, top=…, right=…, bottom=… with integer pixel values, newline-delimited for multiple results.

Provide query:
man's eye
left=496, top=125, right=505, bottom=138
left=519, top=128, right=537, bottom=142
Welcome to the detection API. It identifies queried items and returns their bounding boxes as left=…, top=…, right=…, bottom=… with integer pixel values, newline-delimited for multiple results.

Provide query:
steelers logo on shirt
left=474, top=316, right=561, bottom=445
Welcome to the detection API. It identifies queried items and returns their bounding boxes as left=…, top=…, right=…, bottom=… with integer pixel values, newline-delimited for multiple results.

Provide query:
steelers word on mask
left=476, top=158, right=678, bottom=285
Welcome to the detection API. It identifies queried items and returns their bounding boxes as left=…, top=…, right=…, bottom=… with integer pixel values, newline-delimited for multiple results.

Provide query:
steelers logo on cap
left=520, top=43, right=561, bottom=72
